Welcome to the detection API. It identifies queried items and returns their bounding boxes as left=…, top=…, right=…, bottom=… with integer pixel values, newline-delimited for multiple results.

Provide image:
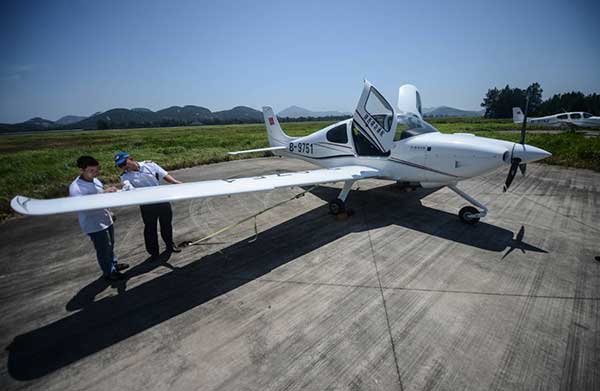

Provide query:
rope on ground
left=178, top=186, right=317, bottom=248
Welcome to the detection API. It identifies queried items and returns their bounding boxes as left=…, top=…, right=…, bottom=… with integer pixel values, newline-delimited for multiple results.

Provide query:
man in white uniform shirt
left=69, top=156, right=128, bottom=281
left=114, top=151, right=183, bottom=259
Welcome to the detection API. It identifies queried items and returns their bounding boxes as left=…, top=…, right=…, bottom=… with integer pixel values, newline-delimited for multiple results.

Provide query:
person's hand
left=164, top=174, right=183, bottom=184
left=106, top=186, right=118, bottom=193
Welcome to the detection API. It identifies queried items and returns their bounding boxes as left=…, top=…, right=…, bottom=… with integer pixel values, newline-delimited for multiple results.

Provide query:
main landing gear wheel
left=459, top=206, right=480, bottom=224
left=329, top=199, right=346, bottom=215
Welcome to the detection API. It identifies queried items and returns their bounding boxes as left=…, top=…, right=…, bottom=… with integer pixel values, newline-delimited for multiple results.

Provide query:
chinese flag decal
left=268, top=117, right=275, bottom=125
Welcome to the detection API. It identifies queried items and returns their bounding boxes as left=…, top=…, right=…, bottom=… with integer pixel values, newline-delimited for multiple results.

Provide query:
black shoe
left=104, top=271, right=126, bottom=281
left=168, top=245, right=182, bottom=253
left=150, top=252, right=160, bottom=261
left=116, top=263, right=130, bottom=271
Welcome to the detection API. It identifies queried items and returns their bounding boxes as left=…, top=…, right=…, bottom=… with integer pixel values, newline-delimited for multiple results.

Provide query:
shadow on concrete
left=6, top=184, right=546, bottom=380
left=65, top=251, right=176, bottom=312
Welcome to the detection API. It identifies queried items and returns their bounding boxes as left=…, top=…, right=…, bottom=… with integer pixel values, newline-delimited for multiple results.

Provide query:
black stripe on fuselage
left=388, top=157, right=459, bottom=178
left=287, top=152, right=355, bottom=160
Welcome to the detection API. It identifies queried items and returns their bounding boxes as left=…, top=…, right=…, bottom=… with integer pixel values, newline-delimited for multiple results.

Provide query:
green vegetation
left=1, top=119, right=599, bottom=221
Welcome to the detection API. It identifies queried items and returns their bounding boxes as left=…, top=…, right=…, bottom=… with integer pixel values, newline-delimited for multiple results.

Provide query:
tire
left=459, top=206, right=480, bottom=224
left=329, top=199, right=346, bottom=215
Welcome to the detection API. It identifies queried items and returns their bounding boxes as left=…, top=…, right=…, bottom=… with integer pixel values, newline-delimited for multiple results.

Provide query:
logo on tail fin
left=269, top=117, right=275, bottom=125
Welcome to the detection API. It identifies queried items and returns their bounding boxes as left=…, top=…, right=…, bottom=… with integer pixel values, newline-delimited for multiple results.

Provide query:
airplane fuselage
left=276, top=118, right=549, bottom=187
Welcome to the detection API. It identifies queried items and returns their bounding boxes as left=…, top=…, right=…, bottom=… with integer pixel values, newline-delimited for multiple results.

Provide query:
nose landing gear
left=448, top=184, right=488, bottom=224
left=458, top=206, right=480, bottom=224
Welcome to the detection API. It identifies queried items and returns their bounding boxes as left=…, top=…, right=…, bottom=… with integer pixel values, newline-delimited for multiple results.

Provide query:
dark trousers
left=140, top=203, right=173, bottom=255
left=88, top=225, right=117, bottom=276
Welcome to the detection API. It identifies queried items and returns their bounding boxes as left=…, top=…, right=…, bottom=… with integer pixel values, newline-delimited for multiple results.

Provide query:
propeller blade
left=503, top=158, right=521, bottom=192
left=519, top=163, right=527, bottom=176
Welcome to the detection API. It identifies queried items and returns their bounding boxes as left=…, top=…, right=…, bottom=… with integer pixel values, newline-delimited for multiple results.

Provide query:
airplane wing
left=227, top=146, right=287, bottom=155
left=11, top=165, right=381, bottom=216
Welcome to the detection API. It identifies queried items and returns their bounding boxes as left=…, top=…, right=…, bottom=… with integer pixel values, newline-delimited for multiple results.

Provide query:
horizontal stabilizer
left=228, top=146, right=287, bottom=155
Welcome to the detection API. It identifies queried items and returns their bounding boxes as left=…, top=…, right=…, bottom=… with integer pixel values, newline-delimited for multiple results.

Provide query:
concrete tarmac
left=0, top=157, right=598, bottom=390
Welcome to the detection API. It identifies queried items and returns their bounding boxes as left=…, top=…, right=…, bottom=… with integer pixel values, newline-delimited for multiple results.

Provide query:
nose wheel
left=459, top=206, right=480, bottom=224
left=448, top=185, right=488, bottom=225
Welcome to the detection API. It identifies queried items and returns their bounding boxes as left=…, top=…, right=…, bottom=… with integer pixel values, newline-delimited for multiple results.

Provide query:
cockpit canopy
left=364, top=113, right=439, bottom=141
left=394, top=114, right=438, bottom=140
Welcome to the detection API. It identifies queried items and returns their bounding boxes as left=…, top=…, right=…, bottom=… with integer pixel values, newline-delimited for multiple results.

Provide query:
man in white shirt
left=114, top=151, right=183, bottom=259
left=69, top=156, right=129, bottom=281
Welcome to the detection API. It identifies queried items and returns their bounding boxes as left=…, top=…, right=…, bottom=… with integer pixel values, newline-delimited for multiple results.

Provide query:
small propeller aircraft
left=11, top=81, right=551, bottom=224
left=513, top=107, right=600, bottom=128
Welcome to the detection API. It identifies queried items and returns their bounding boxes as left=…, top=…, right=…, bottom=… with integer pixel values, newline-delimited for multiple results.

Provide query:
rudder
left=262, top=106, right=293, bottom=147
left=513, top=107, right=524, bottom=123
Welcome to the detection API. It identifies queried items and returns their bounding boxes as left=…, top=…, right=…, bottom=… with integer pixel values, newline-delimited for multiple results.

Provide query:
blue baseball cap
left=114, top=151, right=130, bottom=167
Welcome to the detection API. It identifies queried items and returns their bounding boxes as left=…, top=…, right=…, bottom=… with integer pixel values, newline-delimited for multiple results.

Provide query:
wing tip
left=10, top=195, right=32, bottom=215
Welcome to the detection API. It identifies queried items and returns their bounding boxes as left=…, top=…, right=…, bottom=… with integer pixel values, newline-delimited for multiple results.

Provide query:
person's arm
left=164, top=174, right=182, bottom=184
left=68, top=182, right=81, bottom=197
left=151, top=162, right=182, bottom=184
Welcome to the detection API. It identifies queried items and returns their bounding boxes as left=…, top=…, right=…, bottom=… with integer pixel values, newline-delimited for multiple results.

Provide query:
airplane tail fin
left=262, top=106, right=293, bottom=147
left=512, top=107, right=524, bottom=123
left=398, top=84, right=423, bottom=119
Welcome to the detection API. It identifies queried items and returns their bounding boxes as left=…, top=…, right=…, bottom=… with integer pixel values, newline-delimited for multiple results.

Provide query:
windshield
left=583, top=112, right=593, bottom=118
left=394, top=115, right=439, bottom=141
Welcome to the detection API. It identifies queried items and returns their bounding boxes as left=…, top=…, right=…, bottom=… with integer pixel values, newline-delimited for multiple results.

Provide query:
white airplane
left=11, top=81, right=551, bottom=224
left=513, top=107, right=600, bottom=128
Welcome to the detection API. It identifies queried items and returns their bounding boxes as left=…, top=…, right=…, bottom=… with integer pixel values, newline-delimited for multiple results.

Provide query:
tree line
left=481, top=83, right=600, bottom=118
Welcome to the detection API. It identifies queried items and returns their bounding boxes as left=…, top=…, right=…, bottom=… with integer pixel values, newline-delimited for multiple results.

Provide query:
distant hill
left=74, top=108, right=159, bottom=129
left=0, top=117, right=56, bottom=132
left=278, top=105, right=350, bottom=119
left=24, top=117, right=55, bottom=128
left=66, top=105, right=263, bottom=130
left=0, top=104, right=354, bottom=133
left=155, top=105, right=213, bottom=123
left=214, top=106, right=262, bottom=122
left=55, top=115, right=87, bottom=125
left=424, top=106, right=484, bottom=117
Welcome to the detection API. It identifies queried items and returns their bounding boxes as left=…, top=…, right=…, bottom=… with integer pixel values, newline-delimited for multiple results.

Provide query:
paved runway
left=1, top=157, right=599, bottom=390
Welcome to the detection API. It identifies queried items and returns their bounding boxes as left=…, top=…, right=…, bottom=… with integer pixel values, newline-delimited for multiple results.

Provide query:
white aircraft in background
left=513, top=107, right=600, bottom=128
left=12, top=81, right=551, bottom=224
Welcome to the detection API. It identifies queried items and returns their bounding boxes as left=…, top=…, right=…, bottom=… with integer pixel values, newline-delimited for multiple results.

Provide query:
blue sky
left=1, top=0, right=599, bottom=123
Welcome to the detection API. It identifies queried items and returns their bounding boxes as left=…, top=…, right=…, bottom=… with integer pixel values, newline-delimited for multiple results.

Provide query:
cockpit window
left=326, top=123, right=348, bottom=144
left=394, top=115, right=438, bottom=141
left=364, top=88, right=394, bottom=132
left=570, top=113, right=581, bottom=119
left=583, top=112, right=593, bottom=118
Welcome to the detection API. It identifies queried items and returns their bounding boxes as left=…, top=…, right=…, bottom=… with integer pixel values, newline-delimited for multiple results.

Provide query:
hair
left=77, top=155, right=99, bottom=169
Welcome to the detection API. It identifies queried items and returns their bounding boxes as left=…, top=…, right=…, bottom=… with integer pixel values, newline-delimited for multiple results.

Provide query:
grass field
left=1, top=119, right=599, bottom=220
